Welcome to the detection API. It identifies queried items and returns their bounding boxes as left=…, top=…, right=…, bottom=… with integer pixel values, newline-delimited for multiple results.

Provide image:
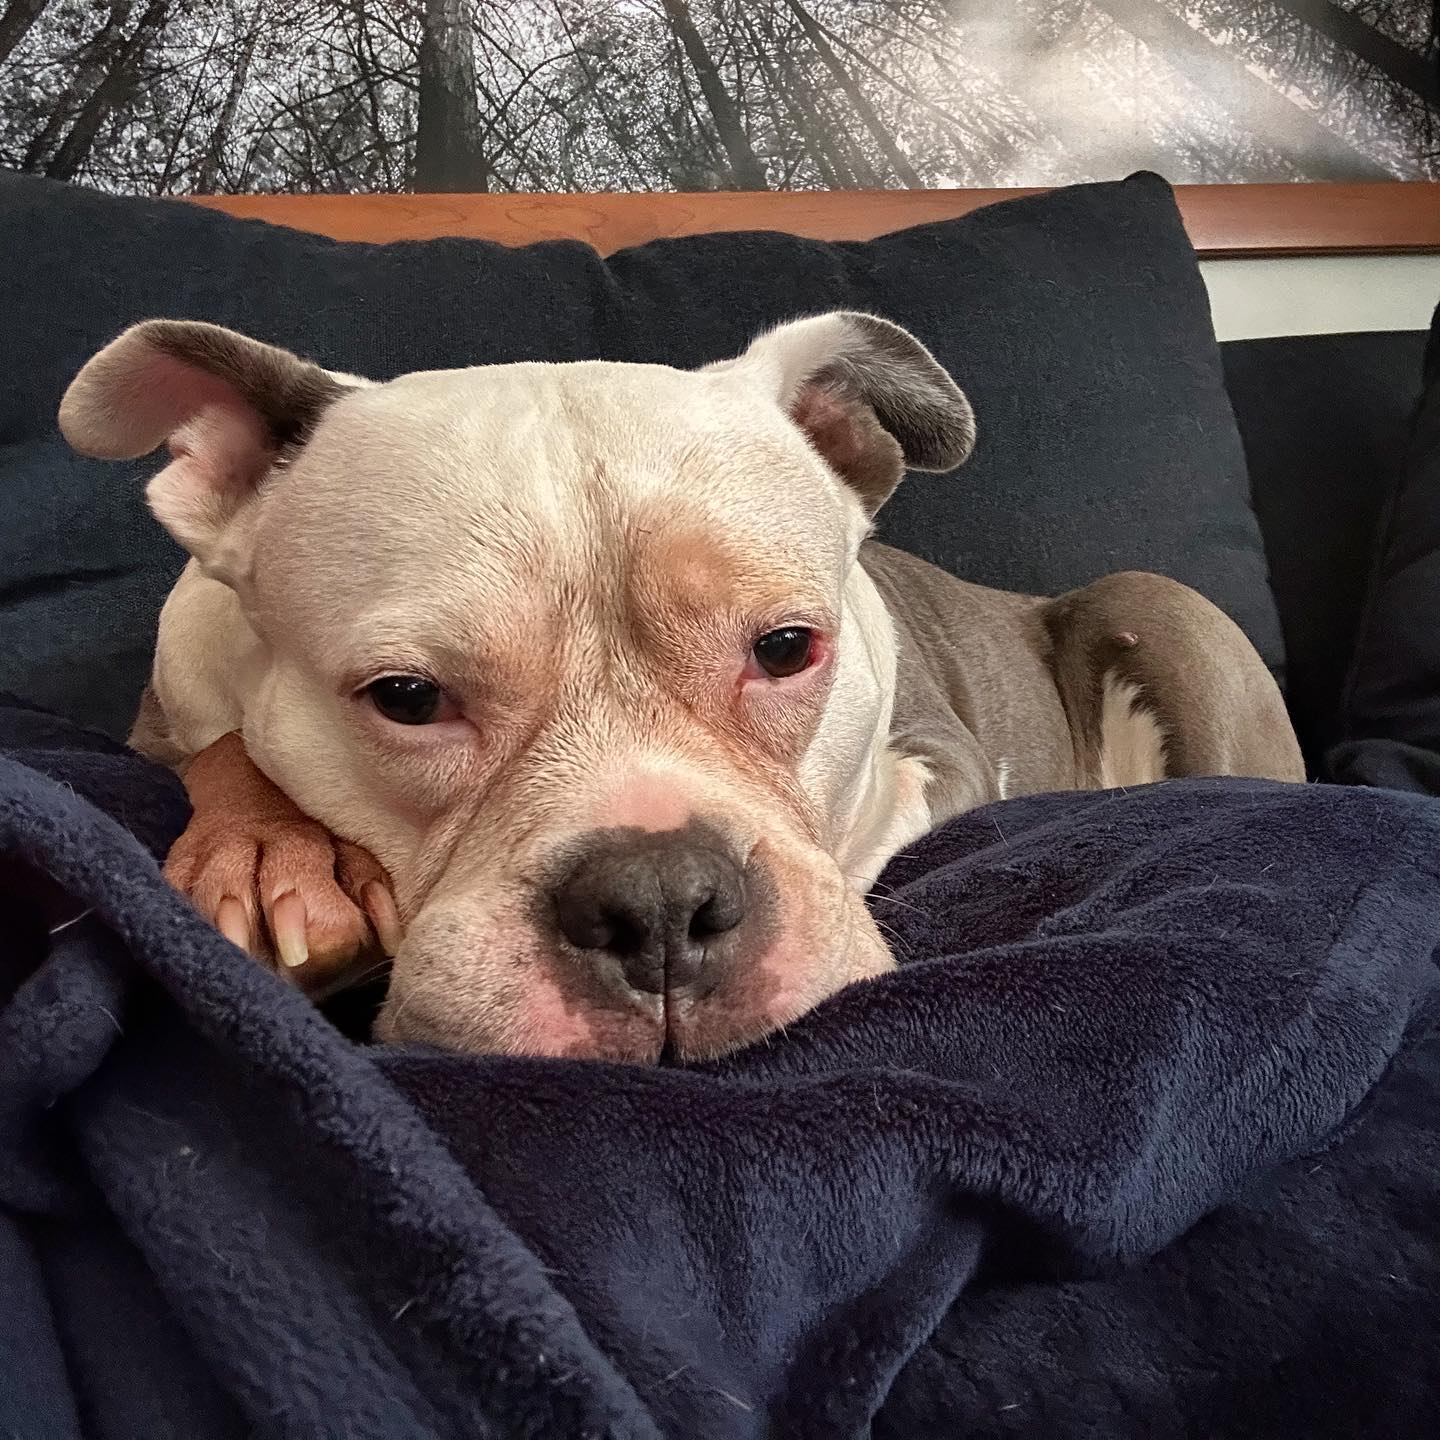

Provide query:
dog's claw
left=362, top=882, right=403, bottom=957
left=215, top=896, right=252, bottom=954
left=165, top=733, right=393, bottom=990
left=270, top=890, right=310, bottom=969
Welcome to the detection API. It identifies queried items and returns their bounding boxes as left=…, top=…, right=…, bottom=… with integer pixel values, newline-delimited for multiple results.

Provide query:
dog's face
left=61, top=313, right=973, bottom=1060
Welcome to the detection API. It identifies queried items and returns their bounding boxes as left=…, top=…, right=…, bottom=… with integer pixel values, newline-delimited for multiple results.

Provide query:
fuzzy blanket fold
left=2, top=699, right=1438, bottom=1439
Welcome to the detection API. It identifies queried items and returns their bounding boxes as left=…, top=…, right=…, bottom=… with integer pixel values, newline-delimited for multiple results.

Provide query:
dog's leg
left=1045, top=571, right=1305, bottom=786
left=165, top=732, right=401, bottom=992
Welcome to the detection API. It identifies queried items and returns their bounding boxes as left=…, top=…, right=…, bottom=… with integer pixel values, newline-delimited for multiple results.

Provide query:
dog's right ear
left=59, top=320, right=349, bottom=580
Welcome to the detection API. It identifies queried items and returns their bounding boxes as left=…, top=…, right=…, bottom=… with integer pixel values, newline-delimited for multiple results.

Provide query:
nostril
left=556, top=896, right=646, bottom=957
left=555, top=896, right=605, bottom=951
left=555, top=888, right=617, bottom=953
left=688, top=898, right=718, bottom=941
left=689, top=886, right=744, bottom=940
left=601, top=908, right=648, bottom=957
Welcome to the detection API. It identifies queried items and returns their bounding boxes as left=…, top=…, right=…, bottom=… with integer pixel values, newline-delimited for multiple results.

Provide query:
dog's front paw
left=166, top=810, right=401, bottom=994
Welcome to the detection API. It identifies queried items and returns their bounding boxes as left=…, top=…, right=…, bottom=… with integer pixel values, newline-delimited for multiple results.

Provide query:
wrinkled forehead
left=253, top=361, right=858, bottom=629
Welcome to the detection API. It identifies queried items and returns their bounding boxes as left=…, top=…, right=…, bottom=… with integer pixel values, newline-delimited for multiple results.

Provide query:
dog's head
left=61, top=313, right=973, bottom=1060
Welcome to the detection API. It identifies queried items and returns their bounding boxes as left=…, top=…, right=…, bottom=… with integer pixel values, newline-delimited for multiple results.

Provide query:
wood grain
left=188, top=182, right=1440, bottom=258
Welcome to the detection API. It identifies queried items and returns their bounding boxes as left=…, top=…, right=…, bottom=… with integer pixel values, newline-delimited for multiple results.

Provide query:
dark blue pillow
left=0, top=169, right=1281, bottom=738
left=1225, top=330, right=1427, bottom=768
left=1328, top=298, right=1440, bottom=793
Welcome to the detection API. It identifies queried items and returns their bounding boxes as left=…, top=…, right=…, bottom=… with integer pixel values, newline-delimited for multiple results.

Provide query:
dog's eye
left=366, top=675, right=452, bottom=725
left=752, top=627, right=815, bottom=678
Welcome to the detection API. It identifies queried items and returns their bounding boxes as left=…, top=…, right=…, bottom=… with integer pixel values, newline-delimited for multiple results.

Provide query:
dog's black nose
left=553, top=835, right=746, bottom=995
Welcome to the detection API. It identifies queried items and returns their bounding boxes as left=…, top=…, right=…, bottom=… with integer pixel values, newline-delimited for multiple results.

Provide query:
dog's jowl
left=59, top=311, right=1303, bottom=1061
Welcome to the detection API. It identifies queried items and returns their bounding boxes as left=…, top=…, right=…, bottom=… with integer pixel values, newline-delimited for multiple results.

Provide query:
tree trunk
left=664, top=28, right=728, bottom=188
left=21, top=1, right=133, bottom=171
left=196, top=17, right=259, bottom=191
left=0, top=0, right=50, bottom=67
left=1269, top=0, right=1439, bottom=108
left=45, top=0, right=168, bottom=182
left=413, top=0, right=489, bottom=191
left=781, top=0, right=922, bottom=187
left=660, top=0, right=768, bottom=189
left=1087, top=0, right=1395, bottom=179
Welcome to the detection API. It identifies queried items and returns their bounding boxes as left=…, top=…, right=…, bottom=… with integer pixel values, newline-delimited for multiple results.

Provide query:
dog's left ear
left=709, top=311, right=975, bottom=516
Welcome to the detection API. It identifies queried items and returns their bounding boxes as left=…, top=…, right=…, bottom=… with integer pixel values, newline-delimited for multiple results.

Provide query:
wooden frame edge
left=188, top=181, right=1440, bottom=258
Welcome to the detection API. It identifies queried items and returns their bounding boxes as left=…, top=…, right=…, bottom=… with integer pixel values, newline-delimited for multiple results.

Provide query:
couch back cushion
left=1223, top=330, right=1428, bottom=768
left=0, top=169, right=1279, bottom=740
left=1324, top=303, right=1440, bottom=793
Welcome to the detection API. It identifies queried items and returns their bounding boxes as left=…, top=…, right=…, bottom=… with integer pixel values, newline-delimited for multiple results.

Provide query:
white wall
left=1201, top=254, right=1440, bottom=341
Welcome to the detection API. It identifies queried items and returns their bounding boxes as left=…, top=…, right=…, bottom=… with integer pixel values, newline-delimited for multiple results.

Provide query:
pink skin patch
left=149, top=403, right=273, bottom=546
left=754, top=948, right=827, bottom=1028
left=513, top=972, right=601, bottom=1055
left=597, top=771, right=696, bottom=832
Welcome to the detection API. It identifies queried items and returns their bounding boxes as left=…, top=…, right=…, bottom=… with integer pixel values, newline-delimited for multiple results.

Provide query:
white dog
left=60, top=312, right=1301, bottom=1061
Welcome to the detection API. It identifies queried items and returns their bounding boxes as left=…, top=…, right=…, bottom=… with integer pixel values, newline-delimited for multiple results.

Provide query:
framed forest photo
left=0, top=2, right=1436, bottom=196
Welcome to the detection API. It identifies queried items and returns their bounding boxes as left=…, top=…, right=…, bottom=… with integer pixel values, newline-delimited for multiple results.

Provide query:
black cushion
left=1222, top=330, right=1428, bottom=768
left=0, top=168, right=1280, bottom=739
left=1326, top=301, right=1440, bottom=792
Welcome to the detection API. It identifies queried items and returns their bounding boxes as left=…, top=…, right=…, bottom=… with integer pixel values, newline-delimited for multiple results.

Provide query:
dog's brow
left=334, top=612, right=544, bottom=694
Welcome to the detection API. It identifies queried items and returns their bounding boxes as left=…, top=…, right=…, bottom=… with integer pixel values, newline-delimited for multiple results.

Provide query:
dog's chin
left=373, top=988, right=812, bottom=1063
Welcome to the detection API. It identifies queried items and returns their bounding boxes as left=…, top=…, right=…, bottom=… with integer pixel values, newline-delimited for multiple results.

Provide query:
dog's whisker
left=345, top=958, right=394, bottom=989
left=840, top=869, right=921, bottom=904
left=869, top=892, right=927, bottom=918
left=871, top=916, right=913, bottom=955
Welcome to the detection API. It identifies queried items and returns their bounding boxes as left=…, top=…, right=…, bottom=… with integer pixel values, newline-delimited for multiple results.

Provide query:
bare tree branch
left=781, top=0, right=922, bottom=185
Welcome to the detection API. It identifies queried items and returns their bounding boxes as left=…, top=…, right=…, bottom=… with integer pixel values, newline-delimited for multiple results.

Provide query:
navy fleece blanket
left=2, top=699, right=1439, bottom=1440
